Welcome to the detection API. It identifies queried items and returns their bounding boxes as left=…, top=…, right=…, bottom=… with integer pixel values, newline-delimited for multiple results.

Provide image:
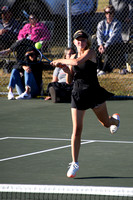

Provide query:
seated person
left=17, top=12, right=50, bottom=51
left=0, top=6, right=21, bottom=50
left=7, top=47, right=44, bottom=100
left=109, top=0, right=133, bottom=42
left=0, top=38, right=35, bottom=73
left=96, top=5, right=126, bottom=76
left=45, top=47, right=75, bottom=103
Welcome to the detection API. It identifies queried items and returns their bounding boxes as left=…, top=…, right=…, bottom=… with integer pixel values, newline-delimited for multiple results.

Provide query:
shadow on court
left=0, top=97, right=133, bottom=187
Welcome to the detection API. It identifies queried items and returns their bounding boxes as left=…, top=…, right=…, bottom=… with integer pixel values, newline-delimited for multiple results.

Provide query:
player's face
left=74, top=37, right=87, bottom=50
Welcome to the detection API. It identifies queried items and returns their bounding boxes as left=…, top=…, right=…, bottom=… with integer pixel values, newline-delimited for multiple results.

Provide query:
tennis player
left=50, top=30, right=120, bottom=178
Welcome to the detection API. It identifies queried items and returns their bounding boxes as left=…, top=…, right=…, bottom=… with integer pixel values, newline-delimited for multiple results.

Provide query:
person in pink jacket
left=17, top=13, right=50, bottom=50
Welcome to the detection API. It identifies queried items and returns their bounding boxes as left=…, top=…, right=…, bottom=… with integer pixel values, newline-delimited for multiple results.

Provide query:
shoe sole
left=67, top=168, right=79, bottom=178
left=67, top=174, right=76, bottom=178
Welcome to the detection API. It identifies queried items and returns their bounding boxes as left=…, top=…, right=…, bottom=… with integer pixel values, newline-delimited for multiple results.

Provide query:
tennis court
left=0, top=98, right=133, bottom=199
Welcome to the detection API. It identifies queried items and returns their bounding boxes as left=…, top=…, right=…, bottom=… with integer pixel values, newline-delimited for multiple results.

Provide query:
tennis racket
left=40, top=52, right=51, bottom=63
left=13, top=43, right=43, bottom=65
left=12, top=39, right=52, bottom=65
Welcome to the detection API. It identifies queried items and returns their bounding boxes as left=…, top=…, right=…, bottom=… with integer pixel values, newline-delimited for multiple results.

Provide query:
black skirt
left=71, top=79, right=114, bottom=110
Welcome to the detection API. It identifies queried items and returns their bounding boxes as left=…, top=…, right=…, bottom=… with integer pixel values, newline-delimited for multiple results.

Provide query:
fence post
left=67, top=0, right=71, bottom=48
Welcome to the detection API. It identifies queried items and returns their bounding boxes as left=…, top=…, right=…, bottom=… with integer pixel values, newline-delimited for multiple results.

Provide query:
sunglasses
left=105, top=11, right=113, bottom=15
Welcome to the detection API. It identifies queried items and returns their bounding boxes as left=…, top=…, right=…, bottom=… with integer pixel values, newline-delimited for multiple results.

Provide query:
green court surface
left=0, top=98, right=133, bottom=187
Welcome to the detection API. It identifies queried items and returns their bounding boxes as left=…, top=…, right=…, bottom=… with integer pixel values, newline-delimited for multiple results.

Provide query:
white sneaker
left=67, top=162, right=79, bottom=178
left=97, top=70, right=106, bottom=76
left=110, top=113, right=120, bottom=134
left=16, top=92, right=31, bottom=100
left=8, top=92, right=15, bottom=100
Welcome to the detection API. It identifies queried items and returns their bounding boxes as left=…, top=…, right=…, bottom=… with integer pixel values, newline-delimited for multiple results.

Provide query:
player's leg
left=71, top=108, right=85, bottom=162
left=92, top=102, right=119, bottom=129
left=67, top=108, right=85, bottom=178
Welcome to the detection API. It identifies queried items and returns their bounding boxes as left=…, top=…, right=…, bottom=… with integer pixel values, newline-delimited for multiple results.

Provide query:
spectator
left=45, top=47, right=75, bottom=103
left=65, top=0, right=98, bottom=35
left=0, top=38, right=35, bottom=73
left=0, top=5, right=21, bottom=50
left=17, top=13, right=50, bottom=51
left=109, top=0, right=133, bottom=42
left=96, top=5, right=126, bottom=76
left=7, top=47, right=44, bottom=100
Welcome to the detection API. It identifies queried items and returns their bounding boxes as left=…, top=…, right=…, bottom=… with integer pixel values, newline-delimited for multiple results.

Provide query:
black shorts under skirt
left=71, top=81, right=114, bottom=110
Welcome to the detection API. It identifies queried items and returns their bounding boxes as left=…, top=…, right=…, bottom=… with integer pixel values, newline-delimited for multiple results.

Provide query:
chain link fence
left=0, top=0, right=133, bottom=97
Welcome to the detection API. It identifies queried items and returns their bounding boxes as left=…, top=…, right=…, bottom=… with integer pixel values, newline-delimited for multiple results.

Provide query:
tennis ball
left=35, top=42, right=42, bottom=49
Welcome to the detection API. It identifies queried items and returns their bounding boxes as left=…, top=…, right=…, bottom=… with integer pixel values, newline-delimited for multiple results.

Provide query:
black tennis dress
left=71, top=59, right=114, bottom=110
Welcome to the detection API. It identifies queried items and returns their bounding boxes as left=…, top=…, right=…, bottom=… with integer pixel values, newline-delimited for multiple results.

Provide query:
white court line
left=94, top=140, right=133, bottom=144
left=4, top=137, right=72, bottom=141
left=1, top=137, right=133, bottom=144
left=0, top=136, right=89, bottom=142
left=0, top=137, right=133, bottom=162
left=0, top=137, right=9, bottom=140
left=0, top=140, right=93, bottom=162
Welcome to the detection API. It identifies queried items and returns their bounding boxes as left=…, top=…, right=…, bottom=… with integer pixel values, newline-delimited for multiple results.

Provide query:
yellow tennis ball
left=35, top=42, right=42, bottom=49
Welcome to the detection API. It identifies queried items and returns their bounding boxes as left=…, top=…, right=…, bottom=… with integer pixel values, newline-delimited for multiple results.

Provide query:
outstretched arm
left=50, top=49, right=96, bottom=67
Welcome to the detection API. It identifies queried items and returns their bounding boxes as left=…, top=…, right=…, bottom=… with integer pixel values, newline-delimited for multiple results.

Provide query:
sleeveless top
left=71, top=58, right=114, bottom=110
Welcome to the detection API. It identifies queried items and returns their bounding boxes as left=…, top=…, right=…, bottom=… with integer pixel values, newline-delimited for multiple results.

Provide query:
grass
left=1, top=68, right=132, bottom=97
left=97, top=0, right=109, bottom=12
left=98, top=70, right=133, bottom=96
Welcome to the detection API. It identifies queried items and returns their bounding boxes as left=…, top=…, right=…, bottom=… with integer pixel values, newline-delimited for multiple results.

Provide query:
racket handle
left=42, top=54, right=51, bottom=63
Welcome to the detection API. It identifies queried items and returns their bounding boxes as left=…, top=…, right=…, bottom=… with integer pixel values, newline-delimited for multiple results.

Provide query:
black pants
left=96, top=42, right=126, bottom=72
left=46, top=82, right=73, bottom=103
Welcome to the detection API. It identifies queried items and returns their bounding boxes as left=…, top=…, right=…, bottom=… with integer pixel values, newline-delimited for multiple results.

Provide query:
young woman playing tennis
left=50, top=30, right=120, bottom=178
